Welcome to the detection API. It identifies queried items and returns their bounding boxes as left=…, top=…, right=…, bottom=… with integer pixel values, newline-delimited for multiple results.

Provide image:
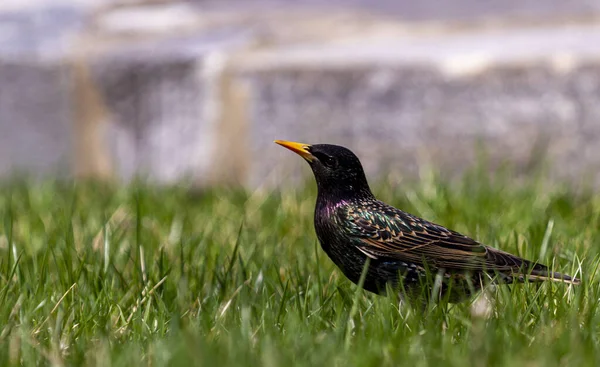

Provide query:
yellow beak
left=274, top=140, right=314, bottom=162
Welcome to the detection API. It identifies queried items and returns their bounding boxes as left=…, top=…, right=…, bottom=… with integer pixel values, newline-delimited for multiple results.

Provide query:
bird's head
left=275, top=140, right=373, bottom=200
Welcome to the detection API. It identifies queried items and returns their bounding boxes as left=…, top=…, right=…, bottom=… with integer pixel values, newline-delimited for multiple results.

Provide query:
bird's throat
left=316, top=183, right=374, bottom=214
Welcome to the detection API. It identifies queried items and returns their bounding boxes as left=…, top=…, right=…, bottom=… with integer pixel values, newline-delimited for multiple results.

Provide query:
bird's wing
left=336, top=202, right=528, bottom=272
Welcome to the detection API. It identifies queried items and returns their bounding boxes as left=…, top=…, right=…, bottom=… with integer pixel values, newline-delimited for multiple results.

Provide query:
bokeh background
left=0, top=3, right=597, bottom=366
left=2, top=0, right=600, bottom=187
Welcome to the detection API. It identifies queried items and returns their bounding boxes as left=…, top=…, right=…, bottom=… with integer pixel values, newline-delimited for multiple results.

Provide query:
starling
left=275, top=140, right=580, bottom=302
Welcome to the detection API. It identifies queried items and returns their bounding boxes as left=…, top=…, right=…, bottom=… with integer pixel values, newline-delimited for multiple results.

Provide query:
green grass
left=0, top=168, right=598, bottom=366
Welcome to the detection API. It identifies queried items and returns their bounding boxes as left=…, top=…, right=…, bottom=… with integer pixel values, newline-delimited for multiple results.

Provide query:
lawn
left=0, top=167, right=598, bottom=366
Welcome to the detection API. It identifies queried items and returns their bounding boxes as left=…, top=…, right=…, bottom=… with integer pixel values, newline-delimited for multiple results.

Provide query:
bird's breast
left=314, top=209, right=369, bottom=279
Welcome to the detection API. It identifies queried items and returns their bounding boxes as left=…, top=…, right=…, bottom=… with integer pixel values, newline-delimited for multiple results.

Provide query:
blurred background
left=2, top=0, right=600, bottom=188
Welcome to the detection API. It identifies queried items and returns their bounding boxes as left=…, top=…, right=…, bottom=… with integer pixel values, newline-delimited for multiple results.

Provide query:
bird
left=275, top=140, right=580, bottom=303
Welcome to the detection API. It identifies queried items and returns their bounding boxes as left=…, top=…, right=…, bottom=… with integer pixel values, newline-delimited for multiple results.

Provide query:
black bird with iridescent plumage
left=275, top=140, right=580, bottom=302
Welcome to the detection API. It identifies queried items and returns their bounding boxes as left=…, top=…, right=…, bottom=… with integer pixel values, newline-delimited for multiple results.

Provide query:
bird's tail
left=527, top=267, right=581, bottom=285
left=512, top=261, right=581, bottom=285
left=489, top=248, right=581, bottom=285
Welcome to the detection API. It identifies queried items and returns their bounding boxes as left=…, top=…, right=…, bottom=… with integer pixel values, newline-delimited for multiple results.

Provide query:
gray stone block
left=0, top=60, right=73, bottom=178
left=192, top=0, right=600, bottom=22
left=242, top=30, right=600, bottom=186
left=88, top=29, right=255, bottom=183
left=0, top=1, right=257, bottom=183
left=0, top=5, right=85, bottom=178
left=92, top=55, right=206, bottom=182
left=3, top=1, right=600, bottom=187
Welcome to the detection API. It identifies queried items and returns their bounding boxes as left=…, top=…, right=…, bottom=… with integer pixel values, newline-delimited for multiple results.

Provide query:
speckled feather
left=336, top=199, right=530, bottom=271
left=315, top=197, right=573, bottom=302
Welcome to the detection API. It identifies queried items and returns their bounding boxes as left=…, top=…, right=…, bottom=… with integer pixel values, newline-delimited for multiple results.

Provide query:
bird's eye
left=314, top=152, right=338, bottom=168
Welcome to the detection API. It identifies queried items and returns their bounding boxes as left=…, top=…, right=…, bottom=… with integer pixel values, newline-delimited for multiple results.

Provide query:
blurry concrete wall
left=2, top=0, right=600, bottom=186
